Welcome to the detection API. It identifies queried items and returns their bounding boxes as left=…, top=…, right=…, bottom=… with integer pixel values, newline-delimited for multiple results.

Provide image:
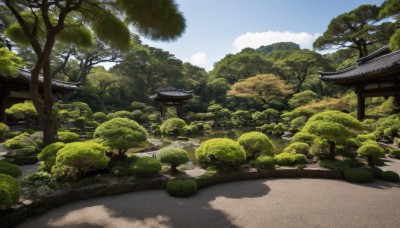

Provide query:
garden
left=1, top=0, right=400, bottom=226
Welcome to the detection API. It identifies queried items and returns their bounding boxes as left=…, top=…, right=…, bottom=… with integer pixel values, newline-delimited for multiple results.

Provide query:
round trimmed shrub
left=129, top=157, right=162, bottom=177
left=52, top=142, right=109, bottom=180
left=357, top=143, right=385, bottom=166
left=294, top=154, right=308, bottom=164
left=0, top=122, right=10, bottom=140
left=343, top=168, right=374, bottom=183
left=291, top=132, right=316, bottom=145
left=0, top=161, right=22, bottom=177
left=283, top=142, right=310, bottom=156
left=93, top=112, right=108, bottom=123
left=157, top=147, right=189, bottom=173
left=250, top=155, right=276, bottom=169
left=167, top=179, right=198, bottom=197
left=0, top=174, right=20, bottom=207
left=94, top=118, right=147, bottom=156
left=389, top=150, right=400, bottom=159
left=38, top=142, right=66, bottom=172
left=275, top=153, right=297, bottom=166
left=381, top=170, right=400, bottom=182
left=238, top=132, right=275, bottom=159
left=160, top=118, right=187, bottom=135
left=107, top=110, right=131, bottom=119
left=195, top=138, right=246, bottom=167
left=57, top=131, right=80, bottom=143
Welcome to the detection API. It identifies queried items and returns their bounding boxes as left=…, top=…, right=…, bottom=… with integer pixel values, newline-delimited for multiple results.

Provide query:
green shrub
left=290, top=116, right=308, bottom=132
left=356, top=133, right=376, bottom=142
left=57, top=131, right=80, bottom=143
left=250, top=155, right=276, bottom=169
left=52, top=142, right=109, bottom=180
left=283, top=142, right=310, bottom=156
left=311, top=137, right=330, bottom=159
left=131, top=110, right=144, bottom=122
left=0, top=174, right=20, bottom=207
left=183, top=124, right=199, bottom=135
left=381, top=171, right=400, bottom=182
left=275, top=152, right=308, bottom=166
left=157, top=147, right=189, bottom=173
left=0, top=161, right=22, bottom=177
left=291, top=132, right=316, bottom=145
left=107, top=110, right=131, bottom=119
left=167, top=179, right=198, bottom=197
left=13, top=156, right=38, bottom=165
left=129, top=157, right=161, bottom=177
left=23, top=172, right=57, bottom=188
left=130, top=101, right=146, bottom=110
left=38, top=142, right=66, bottom=172
left=93, top=112, right=108, bottom=123
left=0, top=122, right=10, bottom=140
left=343, top=168, right=374, bottom=183
left=357, top=143, right=385, bottom=166
left=319, top=159, right=360, bottom=172
left=389, top=150, right=400, bottom=159
left=4, top=132, right=37, bottom=155
left=160, top=118, right=187, bottom=135
left=94, top=118, right=147, bottom=157
left=195, top=138, right=246, bottom=167
left=238, top=132, right=274, bottom=159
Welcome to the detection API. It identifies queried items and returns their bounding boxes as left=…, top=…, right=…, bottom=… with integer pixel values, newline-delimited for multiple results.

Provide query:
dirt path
left=16, top=159, right=400, bottom=228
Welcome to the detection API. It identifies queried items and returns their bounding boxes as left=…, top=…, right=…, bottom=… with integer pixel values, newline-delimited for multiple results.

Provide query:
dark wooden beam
left=357, top=87, right=365, bottom=120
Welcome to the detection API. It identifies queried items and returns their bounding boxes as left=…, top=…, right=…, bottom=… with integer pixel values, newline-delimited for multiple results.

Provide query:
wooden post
left=160, top=103, right=166, bottom=119
left=357, top=87, right=365, bottom=120
left=0, top=77, right=6, bottom=123
left=176, top=103, right=183, bottom=119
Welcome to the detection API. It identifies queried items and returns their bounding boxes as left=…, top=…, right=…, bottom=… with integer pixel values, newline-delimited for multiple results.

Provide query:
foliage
left=157, top=147, right=189, bottom=172
left=167, top=179, right=198, bottom=197
left=0, top=122, right=10, bottom=140
left=250, top=155, right=276, bottom=169
left=38, top=142, right=66, bottom=173
left=261, top=123, right=287, bottom=136
left=0, top=174, right=20, bottom=207
left=288, top=90, right=319, bottom=108
left=52, top=142, right=109, bottom=180
left=373, top=114, right=400, bottom=141
left=275, top=152, right=307, bottom=166
left=107, top=110, right=131, bottom=119
left=237, top=132, right=275, bottom=159
left=94, top=118, right=147, bottom=156
left=0, top=161, right=22, bottom=178
left=389, top=150, right=400, bottom=159
left=195, top=138, right=246, bottom=167
left=291, top=132, right=316, bottom=145
left=227, top=74, right=293, bottom=104
left=231, top=110, right=252, bottom=127
left=381, top=170, right=400, bottom=182
left=5, top=100, right=38, bottom=128
left=290, top=116, right=308, bottom=132
left=129, top=157, right=162, bottom=177
left=343, top=168, right=374, bottom=183
left=110, top=166, right=130, bottom=177
left=313, top=4, right=394, bottom=57
left=93, top=112, right=108, bottom=123
left=3, top=132, right=37, bottom=156
left=318, top=159, right=360, bottom=172
left=283, top=142, right=310, bottom=156
left=57, top=131, right=80, bottom=143
left=357, top=143, right=385, bottom=166
left=160, top=118, right=187, bottom=135
left=0, top=47, right=23, bottom=76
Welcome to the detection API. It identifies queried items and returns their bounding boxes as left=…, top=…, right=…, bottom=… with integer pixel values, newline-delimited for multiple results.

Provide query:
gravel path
left=16, top=159, right=400, bottom=228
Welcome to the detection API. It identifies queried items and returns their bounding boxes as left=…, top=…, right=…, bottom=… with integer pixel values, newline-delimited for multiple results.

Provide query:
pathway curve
left=17, top=159, right=400, bottom=228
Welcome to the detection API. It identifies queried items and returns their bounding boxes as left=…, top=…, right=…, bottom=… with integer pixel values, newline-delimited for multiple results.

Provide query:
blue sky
left=140, top=0, right=384, bottom=71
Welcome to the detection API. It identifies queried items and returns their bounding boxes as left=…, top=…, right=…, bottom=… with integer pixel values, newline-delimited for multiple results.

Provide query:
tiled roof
left=319, top=45, right=400, bottom=83
left=150, top=86, right=192, bottom=100
left=16, top=68, right=80, bottom=91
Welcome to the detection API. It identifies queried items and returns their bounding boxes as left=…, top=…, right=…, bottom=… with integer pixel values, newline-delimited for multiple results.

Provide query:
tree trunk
left=328, top=140, right=335, bottom=160
left=367, top=156, right=373, bottom=167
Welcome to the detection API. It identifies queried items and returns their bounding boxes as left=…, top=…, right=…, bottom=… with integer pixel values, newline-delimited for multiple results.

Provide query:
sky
left=138, top=0, right=385, bottom=71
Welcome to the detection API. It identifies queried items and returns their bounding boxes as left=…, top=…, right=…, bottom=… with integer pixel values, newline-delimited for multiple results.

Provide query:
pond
left=128, top=128, right=290, bottom=165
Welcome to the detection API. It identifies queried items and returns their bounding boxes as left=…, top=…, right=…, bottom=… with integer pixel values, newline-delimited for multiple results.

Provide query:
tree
left=288, top=90, right=319, bottom=108
left=3, top=0, right=186, bottom=145
left=86, top=67, right=119, bottom=98
left=380, top=0, right=400, bottom=50
left=0, top=47, right=22, bottom=76
left=357, top=142, right=385, bottom=166
left=227, top=74, right=293, bottom=105
left=314, top=4, right=396, bottom=57
left=94, top=118, right=147, bottom=158
left=5, top=101, right=38, bottom=129
left=301, top=111, right=362, bottom=160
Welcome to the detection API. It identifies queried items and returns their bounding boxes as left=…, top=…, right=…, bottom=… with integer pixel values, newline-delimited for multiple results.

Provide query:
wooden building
left=150, top=86, right=192, bottom=119
left=319, top=45, right=400, bottom=120
left=0, top=68, right=80, bottom=124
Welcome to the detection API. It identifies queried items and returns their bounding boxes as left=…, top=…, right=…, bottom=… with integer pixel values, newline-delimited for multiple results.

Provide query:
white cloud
left=233, top=31, right=321, bottom=51
left=190, top=52, right=207, bottom=66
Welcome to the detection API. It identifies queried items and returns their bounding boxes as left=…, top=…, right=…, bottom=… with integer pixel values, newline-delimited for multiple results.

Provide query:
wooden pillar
left=160, top=103, right=166, bottom=119
left=0, top=77, right=6, bottom=123
left=356, top=87, right=365, bottom=120
left=176, top=103, right=183, bottom=119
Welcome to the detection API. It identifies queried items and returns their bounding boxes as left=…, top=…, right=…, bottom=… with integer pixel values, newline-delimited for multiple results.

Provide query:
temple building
left=319, top=45, right=400, bottom=120
left=0, top=68, right=80, bottom=124
left=150, top=86, right=192, bottom=119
